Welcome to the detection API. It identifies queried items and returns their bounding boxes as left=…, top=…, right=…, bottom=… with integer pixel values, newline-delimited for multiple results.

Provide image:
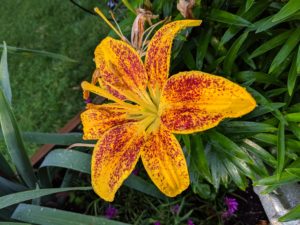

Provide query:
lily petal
left=141, top=126, right=190, bottom=197
left=159, top=71, right=256, bottom=133
left=145, top=20, right=201, bottom=90
left=81, top=104, right=130, bottom=140
left=94, top=37, right=148, bottom=100
left=92, top=123, right=145, bottom=201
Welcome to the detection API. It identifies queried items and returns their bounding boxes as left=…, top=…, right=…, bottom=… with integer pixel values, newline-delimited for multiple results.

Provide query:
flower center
left=81, top=81, right=162, bottom=134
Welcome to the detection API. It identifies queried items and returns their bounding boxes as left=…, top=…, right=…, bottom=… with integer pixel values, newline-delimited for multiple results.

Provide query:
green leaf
left=223, top=31, right=249, bottom=75
left=279, top=204, right=300, bottom=222
left=288, top=103, right=300, bottom=113
left=40, top=149, right=165, bottom=200
left=285, top=113, right=300, bottom=122
left=286, top=168, right=300, bottom=179
left=40, top=149, right=91, bottom=173
left=253, top=133, right=300, bottom=154
left=245, top=0, right=254, bottom=12
left=0, top=90, right=36, bottom=188
left=182, top=48, right=195, bottom=70
left=220, top=121, right=277, bottom=134
left=287, top=53, right=298, bottom=95
left=0, top=153, right=15, bottom=180
left=222, top=157, right=247, bottom=190
left=245, top=102, right=286, bottom=119
left=272, top=0, right=300, bottom=22
left=276, top=120, right=285, bottom=179
left=0, top=131, right=90, bottom=145
left=190, top=135, right=212, bottom=183
left=247, top=87, right=287, bottom=123
left=254, top=15, right=285, bottom=33
left=207, top=130, right=250, bottom=162
left=123, top=174, right=166, bottom=200
left=220, top=0, right=269, bottom=45
left=254, top=172, right=299, bottom=186
left=0, top=223, right=31, bottom=225
left=121, top=0, right=136, bottom=14
left=0, top=177, right=27, bottom=195
left=297, top=45, right=300, bottom=74
left=182, top=135, right=191, bottom=154
left=208, top=149, right=228, bottom=190
left=266, top=88, right=287, bottom=98
left=0, top=42, right=12, bottom=104
left=208, top=9, right=252, bottom=27
left=269, top=28, right=300, bottom=74
left=235, top=71, right=283, bottom=85
left=288, top=122, right=300, bottom=140
left=195, top=28, right=212, bottom=69
left=249, top=29, right=292, bottom=59
left=242, top=139, right=277, bottom=167
left=12, top=203, right=128, bottom=225
left=0, top=186, right=92, bottom=210
left=0, top=44, right=77, bottom=63
left=241, top=52, right=256, bottom=69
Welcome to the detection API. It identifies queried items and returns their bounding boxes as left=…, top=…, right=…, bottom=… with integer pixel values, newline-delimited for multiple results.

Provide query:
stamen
left=138, top=115, right=156, bottom=131
left=141, top=17, right=171, bottom=52
left=148, top=85, right=159, bottom=107
left=101, top=79, right=157, bottom=113
left=81, top=81, right=135, bottom=109
left=94, top=7, right=125, bottom=41
left=145, top=117, right=160, bottom=135
left=109, top=11, right=130, bottom=43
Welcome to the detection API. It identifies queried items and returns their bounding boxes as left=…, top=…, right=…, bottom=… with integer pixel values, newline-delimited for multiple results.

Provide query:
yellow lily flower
left=81, top=20, right=256, bottom=202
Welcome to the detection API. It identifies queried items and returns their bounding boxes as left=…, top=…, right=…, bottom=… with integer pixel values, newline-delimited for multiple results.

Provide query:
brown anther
left=177, top=0, right=195, bottom=19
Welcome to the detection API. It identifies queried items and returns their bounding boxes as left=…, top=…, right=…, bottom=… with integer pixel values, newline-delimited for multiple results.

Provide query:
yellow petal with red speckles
left=141, top=126, right=189, bottom=197
left=94, top=37, right=148, bottom=100
left=91, top=123, right=145, bottom=202
left=159, top=71, right=256, bottom=134
left=81, top=103, right=130, bottom=140
left=145, top=20, right=201, bottom=90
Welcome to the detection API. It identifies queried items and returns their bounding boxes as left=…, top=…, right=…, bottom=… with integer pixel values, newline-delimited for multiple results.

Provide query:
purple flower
left=107, top=0, right=118, bottom=9
left=187, top=219, right=195, bottom=225
left=222, top=197, right=238, bottom=218
left=132, top=168, right=139, bottom=176
left=171, top=204, right=180, bottom=214
left=105, top=205, right=118, bottom=219
left=153, top=221, right=161, bottom=225
left=85, top=98, right=92, bottom=104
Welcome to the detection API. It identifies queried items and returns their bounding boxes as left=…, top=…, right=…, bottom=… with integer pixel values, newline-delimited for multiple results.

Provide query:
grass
left=0, top=0, right=109, bottom=155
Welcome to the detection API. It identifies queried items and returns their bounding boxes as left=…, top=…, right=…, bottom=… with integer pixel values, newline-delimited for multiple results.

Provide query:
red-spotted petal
left=81, top=103, right=130, bottom=140
left=145, top=20, right=201, bottom=90
left=94, top=37, right=148, bottom=100
left=159, top=71, right=256, bottom=133
left=141, top=126, right=190, bottom=197
left=91, top=123, right=145, bottom=202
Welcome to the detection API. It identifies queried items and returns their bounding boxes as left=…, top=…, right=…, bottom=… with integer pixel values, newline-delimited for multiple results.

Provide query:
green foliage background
left=0, top=0, right=108, bottom=133
left=0, top=0, right=300, bottom=224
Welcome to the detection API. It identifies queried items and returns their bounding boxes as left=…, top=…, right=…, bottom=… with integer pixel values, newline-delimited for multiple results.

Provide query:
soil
left=225, top=187, right=269, bottom=225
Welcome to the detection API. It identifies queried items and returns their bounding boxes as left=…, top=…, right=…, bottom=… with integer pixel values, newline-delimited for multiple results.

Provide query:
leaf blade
left=12, top=203, right=128, bottom=225
left=0, top=186, right=92, bottom=210
left=0, top=42, right=12, bottom=104
left=0, top=90, right=36, bottom=188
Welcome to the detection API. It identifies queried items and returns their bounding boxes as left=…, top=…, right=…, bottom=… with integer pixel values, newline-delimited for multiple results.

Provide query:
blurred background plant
left=0, top=0, right=300, bottom=224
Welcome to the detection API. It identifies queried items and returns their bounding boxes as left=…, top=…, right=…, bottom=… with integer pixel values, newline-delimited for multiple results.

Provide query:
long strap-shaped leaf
left=0, top=42, right=12, bottom=103
left=0, top=131, right=94, bottom=145
left=40, top=149, right=166, bottom=200
left=0, top=186, right=92, bottom=210
left=0, top=90, right=37, bottom=188
left=0, top=44, right=77, bottom=63
left=11, top=203, right=129, bottom=225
